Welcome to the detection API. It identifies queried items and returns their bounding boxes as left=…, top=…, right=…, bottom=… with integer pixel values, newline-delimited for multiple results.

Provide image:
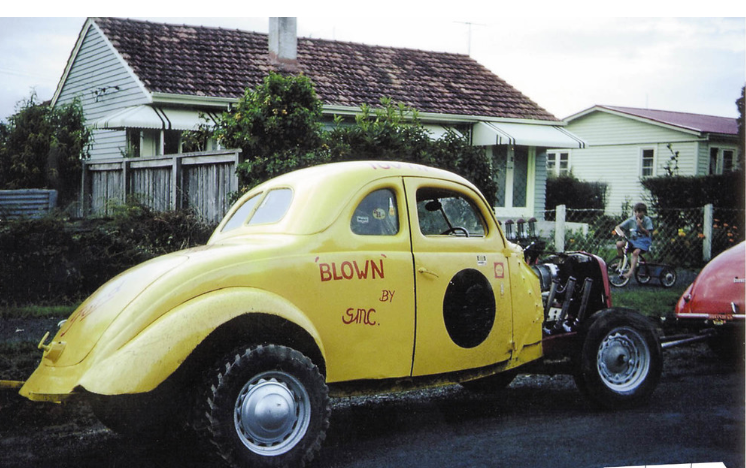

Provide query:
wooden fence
left=81, top=149, right=243, bottom=224
left=0, top=189, right=58, bottom=220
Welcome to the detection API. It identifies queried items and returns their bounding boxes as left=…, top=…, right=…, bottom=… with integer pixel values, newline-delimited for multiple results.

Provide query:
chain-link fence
left=536, top=205, right=744, bottom=268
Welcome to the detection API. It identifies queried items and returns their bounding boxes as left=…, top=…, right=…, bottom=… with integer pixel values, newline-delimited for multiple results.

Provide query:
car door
left=312, top=178, right=416, bottom=382
left=404, top=177, right=513, bottom=377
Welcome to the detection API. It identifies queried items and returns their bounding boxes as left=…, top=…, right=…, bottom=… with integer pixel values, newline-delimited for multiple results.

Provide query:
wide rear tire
left=574, top=310, right=662, bottom=409
left=198, top=344, right=330, bottom=468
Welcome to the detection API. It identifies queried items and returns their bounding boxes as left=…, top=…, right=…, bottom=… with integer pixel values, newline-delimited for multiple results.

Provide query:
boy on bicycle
left=615, top=202, right=653, bottom=279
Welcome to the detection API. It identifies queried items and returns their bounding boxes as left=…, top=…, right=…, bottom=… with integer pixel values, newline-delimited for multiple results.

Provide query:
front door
left=404, top=177, right=513, bottom=377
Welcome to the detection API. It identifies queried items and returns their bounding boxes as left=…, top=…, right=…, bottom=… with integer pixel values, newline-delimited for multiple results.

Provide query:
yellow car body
left=20, top=161, right=544, bottom=402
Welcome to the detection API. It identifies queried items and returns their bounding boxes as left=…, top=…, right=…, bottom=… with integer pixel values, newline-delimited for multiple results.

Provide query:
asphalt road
left=1, top=343, right=743, bottom=468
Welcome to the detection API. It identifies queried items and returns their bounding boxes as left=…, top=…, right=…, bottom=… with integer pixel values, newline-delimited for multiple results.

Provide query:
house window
left=723, top=150, right=735, bottom=172
left=710, top=147, right=737, bottom=174
left=126, top=129, right=141, bottom=157
left=491, top=145, right=535, bottom=215
left=641, top=149, right=655, bottom=177
left=547, top=152, right=569, bottom=176
left=164, top=130, right=182, bottom=155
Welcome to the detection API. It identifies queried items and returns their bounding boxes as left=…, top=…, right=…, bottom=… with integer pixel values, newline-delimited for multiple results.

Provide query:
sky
left=0, top=12, right=745, bottom=124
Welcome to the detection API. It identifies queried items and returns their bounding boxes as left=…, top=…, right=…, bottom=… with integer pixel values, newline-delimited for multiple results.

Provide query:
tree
left=326, top=99, right=497, bottom=205
left=0, top=92, right=90, bottom=205
left=192, top=73, right=497, bottom=203
left=212, top=71, right=329, bottom=192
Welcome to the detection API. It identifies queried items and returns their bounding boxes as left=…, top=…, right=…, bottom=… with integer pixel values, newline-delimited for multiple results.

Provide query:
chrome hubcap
left=234, top=371, right=311, bottom=456
left=597, top=327, right=650, bottom=392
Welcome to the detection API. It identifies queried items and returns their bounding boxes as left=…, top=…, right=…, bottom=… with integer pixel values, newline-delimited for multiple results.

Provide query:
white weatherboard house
left=549, top=105, right=740, bottom=215
left=52, top=17, right=585, bottom=219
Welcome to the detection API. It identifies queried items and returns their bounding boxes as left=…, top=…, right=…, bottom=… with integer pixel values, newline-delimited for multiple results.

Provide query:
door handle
left=417, top=267, right=439, bottom=278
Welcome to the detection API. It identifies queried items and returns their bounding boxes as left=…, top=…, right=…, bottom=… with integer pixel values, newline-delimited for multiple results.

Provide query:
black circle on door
left=443, top=269, right=496, bottom=348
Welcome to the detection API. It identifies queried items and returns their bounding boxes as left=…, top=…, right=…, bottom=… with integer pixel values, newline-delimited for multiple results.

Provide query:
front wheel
left=198, top=344, right=330, bottom=468
left=607, top=256, right=630, bottom=287
left=574, top=310, right=662, bottom=409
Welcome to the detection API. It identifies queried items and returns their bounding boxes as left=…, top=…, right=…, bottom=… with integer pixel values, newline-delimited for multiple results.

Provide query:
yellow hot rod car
left=16, top=161, right=661, bottom=468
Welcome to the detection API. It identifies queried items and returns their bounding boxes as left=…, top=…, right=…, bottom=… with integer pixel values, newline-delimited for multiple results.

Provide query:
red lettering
left=341, top=261, right=354, bottom=279
left=320, top=263, right=332, bottom=282
left=371, top=259, right=384, bottom=279
left=342, top=308, right=377, bottom=325
left=342, top=308, right=355, bottom=324
left=332, top=263, right=343, bottom=281
left=319, top=259, right=385, bottom=282
left=354, top=261, right=369, bottom=279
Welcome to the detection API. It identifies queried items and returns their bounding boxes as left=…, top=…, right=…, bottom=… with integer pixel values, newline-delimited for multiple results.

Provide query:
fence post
left=555, top=204, right=566, bottom=252
left=121, top=159, right=129, bottom=204
left=171, top=156, right=182, bottom=211
left=703, top=203, right=713, bottom=261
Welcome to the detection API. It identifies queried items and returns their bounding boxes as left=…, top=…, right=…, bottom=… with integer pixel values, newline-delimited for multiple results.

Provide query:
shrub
left=0, top=204, right=214, bottom=306
left=545, top=174, right=607, bottom=221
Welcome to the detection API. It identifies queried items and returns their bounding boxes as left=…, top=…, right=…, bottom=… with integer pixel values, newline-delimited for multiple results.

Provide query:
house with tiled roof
left=53, top=17, right=586, bottom=218
left=548, top=105, right=741, bottom=215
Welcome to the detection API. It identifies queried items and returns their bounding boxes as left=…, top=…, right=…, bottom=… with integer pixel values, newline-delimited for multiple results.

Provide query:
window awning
left=91, top=106, right=219, bottom=131
left=472, top=121, right=586, bottom=149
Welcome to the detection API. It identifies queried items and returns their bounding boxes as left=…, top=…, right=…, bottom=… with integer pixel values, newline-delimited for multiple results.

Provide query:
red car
left=675, top=241, right=745, bottom=358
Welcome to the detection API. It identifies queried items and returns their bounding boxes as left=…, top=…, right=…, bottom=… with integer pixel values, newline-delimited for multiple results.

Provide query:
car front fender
left=78, top=288, right=325, bottom=395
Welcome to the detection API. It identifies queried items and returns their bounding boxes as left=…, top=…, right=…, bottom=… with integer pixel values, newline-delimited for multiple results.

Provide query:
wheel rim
left=661, top=269, right=676, bottom=287
left=608, top=258, right=629, bottom=287
left=596, top=327, right=650, bottom=392
left=234, top=371, right=311, bottom=456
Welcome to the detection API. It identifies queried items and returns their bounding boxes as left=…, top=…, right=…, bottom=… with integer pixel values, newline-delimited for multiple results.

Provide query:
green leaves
left=0, top=93, right=90, bottom=206
left=188, top=72, right=497, bottom=204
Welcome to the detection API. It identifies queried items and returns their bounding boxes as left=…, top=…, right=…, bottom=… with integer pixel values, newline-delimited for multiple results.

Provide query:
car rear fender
left=78, top=288, right=325, bottom=395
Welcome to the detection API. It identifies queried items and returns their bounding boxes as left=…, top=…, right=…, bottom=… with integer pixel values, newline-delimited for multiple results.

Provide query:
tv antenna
left=455, top=21, right=487, bottom=55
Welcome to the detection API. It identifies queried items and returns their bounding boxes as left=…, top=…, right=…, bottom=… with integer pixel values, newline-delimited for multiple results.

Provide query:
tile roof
left=600, top=105, right=737, bottom=135
left=93, top=17, right=558, bottom=121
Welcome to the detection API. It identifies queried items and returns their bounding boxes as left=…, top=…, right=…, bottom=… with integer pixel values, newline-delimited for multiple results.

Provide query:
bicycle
left=607, top=227, right=677, bottom=288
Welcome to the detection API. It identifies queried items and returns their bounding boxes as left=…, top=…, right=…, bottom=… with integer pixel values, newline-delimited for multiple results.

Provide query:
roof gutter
left=151, top=93, right=238, bottom=110
left=322, top=105, right=566, bottom=126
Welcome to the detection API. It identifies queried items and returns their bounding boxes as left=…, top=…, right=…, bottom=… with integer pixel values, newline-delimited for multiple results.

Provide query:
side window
left=221, top=194, right=261, bottom=232
left=249, top=188, right=293, bottom=225
left=220, top=188, right=293, bottom=232
left=416, top=188, right=486, bottom=237
left=350, top=189, right=399, bottom=236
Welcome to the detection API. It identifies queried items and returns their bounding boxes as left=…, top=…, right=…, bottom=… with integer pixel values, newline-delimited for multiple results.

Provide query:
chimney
left=269, top=17, right=298, bottom=71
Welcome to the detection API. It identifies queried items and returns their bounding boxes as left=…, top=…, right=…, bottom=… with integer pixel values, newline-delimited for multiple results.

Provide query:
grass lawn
left=610, top=283, right=688, bottom=320
left=0, top=304, right=78, bottom=320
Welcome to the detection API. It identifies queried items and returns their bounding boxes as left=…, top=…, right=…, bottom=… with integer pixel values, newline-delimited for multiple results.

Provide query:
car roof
left=215, top=161, right=478, bottom=237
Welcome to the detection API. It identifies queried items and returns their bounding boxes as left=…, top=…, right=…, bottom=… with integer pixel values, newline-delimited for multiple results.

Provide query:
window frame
left=547, top=151, right=570, bottom=177
left=640, top=148, right=656, bottom=178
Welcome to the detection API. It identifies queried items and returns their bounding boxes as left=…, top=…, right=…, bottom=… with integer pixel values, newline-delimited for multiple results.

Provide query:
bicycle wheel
left=659, top=267, right=677, bottom=288
left=635, top=262, right=652, bottom=284
left=607, top=256, right=630, bottom=287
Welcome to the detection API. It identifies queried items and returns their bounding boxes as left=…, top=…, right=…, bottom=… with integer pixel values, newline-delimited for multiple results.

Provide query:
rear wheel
left=607, top=256, right=630, bottom=287
left=574, top=310, right=662, bottom=409
left=634, top=263, right=652, bottom=284
left=659, top=267, right=677, bottom=288
left=197, top=344, right=330, bottom=468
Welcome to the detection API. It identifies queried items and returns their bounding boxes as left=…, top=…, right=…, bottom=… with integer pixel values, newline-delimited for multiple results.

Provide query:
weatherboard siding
left=560, top=111, right=710, bottom=214
left=55, top=23, right=150, bottom=160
